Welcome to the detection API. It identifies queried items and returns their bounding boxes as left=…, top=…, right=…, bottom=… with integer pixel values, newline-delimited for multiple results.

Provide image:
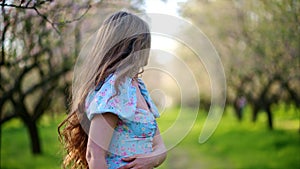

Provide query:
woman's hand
left=118, top=128, right=167, bottom=169
left=118, top=154, right=156, bottom=169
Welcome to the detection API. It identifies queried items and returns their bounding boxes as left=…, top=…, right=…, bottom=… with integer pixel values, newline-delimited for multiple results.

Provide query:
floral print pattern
left=85, top=74, right=160, bottom=169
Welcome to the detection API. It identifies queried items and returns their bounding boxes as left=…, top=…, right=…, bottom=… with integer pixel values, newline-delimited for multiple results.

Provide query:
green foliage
left=1, top=106, right=299, bottom=169
left=180, top=0, right=300, bottom=129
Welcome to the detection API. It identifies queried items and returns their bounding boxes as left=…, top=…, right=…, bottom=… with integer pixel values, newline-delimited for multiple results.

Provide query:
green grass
left=1, top=105, right=299, bottom=169
left=157, top=105, right=300, bottom=169
left=1, top=115, right=63, bottom=169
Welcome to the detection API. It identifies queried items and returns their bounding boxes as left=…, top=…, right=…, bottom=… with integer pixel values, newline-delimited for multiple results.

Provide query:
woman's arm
left=86, top=113, right=118, bottom=169
left=119, top=127, right=167, bottom=169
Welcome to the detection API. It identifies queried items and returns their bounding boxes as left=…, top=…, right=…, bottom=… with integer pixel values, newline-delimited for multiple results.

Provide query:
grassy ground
left=1, top=104, right=299, bottom=169
left=1, top=115, right=63, bottom=169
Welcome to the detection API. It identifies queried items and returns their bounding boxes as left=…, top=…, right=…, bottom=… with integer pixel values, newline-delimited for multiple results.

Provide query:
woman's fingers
left=120, top=154, right=156, bottom=169
left=122, top=154, right=138, bottom=162
left=117, top=161, right=135, bottom=169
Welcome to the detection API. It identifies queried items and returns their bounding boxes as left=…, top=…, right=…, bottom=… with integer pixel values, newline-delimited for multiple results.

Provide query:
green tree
left=0, top=0, right=146, bottom=155
left=180, top=0, right=299, bottom=129
left=0, top=0, right=91, bottom=154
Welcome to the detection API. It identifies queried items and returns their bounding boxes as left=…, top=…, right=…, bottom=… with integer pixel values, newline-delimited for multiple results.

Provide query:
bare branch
left=33, top=83, right=56, bottom=121
left=23, top=66, right=71, bottom=96
left=0, top=3, right=35, bottom=9
left=0, top=0, right=52, bottom=9
left=55, top=4, right=91, bottom=25
left=31, top=6, right=60, bottom=34
left=25, top=0, right=33, bottom=8
left=1, top=1, right=91, bottom=35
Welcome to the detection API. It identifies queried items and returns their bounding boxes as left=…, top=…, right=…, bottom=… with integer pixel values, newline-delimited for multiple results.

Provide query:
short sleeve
left=85, top=74, right=136, bottom=121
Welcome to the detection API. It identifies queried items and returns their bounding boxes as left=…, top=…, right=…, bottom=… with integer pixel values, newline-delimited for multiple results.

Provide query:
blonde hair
left=58, top=11, right=151, bottom=169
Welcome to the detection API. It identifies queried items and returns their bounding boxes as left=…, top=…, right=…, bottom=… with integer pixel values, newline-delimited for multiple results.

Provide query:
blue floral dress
left=85, top=73, right=160, bottom=169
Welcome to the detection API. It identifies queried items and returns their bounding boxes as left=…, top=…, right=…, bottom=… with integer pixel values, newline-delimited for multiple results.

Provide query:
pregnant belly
left=106, top=139, right=153, bottom=169
left=108, top=137, right=153, bottom=156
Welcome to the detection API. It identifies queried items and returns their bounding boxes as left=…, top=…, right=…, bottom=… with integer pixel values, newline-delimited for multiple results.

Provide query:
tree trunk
left=252, top=105, right=259, bottom=122
left=25, top=120, right=42, bottom=154
left=0, top=122, right=2, bottom=164
left=234, top=105, right=243, bottom=121
left=265, top=105, right=273, bottom=130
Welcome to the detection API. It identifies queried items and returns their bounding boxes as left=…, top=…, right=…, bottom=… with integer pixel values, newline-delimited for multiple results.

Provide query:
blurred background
left=0, top=0, right=299, bottom=168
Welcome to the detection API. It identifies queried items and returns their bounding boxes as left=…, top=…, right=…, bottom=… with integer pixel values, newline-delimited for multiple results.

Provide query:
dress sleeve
left=85, top=74, right=136, bottom=121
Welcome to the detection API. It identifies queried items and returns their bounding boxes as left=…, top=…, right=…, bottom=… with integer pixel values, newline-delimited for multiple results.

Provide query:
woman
left=59, top=11, right=167, bottom=169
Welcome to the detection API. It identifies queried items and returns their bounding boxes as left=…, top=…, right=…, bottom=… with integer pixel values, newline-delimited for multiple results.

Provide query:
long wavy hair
left=58, top=11, right=151, bottom=169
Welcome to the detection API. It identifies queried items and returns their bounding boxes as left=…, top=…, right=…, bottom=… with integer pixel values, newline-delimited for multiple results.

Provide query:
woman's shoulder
left=94, top=73, right=132, bottom=90
left=85, top=73, right=136, bottom=121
